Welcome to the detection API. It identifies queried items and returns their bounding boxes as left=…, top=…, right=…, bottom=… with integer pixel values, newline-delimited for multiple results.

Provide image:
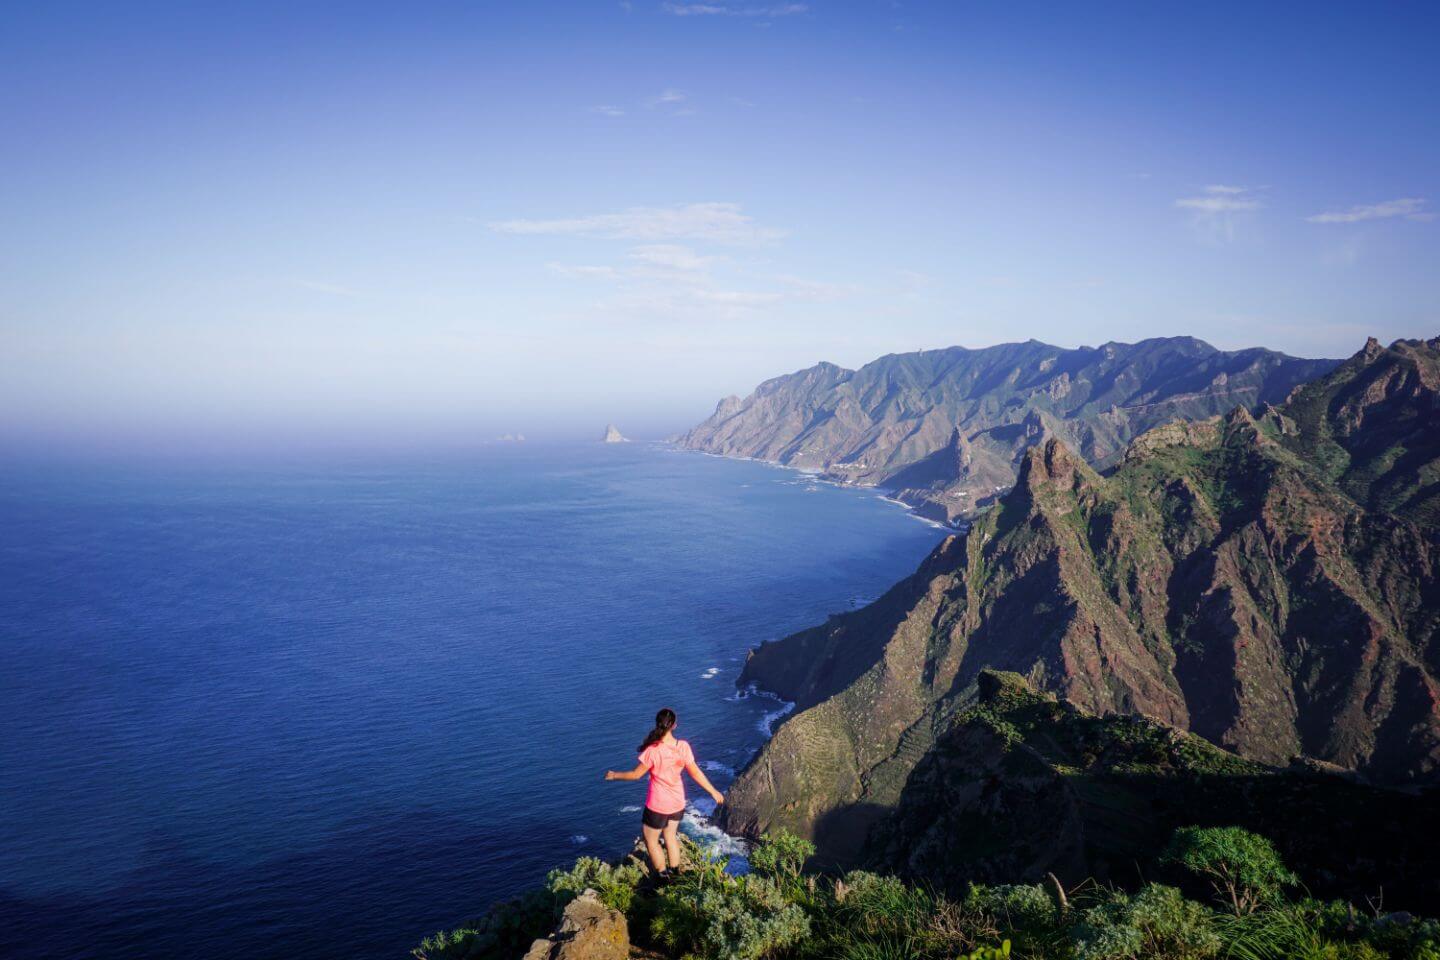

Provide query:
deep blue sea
left=0, top=442, right=946, bottom=960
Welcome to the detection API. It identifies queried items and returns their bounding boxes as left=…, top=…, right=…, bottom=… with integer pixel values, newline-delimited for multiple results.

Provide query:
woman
left=604, top=707, right=724, bottom=878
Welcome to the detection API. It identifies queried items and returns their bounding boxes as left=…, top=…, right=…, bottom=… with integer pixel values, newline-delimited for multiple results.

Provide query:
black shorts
left=642, top=806, right=683, bottom=829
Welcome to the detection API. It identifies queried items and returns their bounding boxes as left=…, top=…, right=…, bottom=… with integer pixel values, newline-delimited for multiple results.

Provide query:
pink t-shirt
left=638, top=738, right=694, bottom=815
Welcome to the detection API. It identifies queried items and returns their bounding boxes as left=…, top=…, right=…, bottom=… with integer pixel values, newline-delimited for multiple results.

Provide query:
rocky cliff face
left=680, top=337, right=1338, bottom=520
left=719, top=337, right=1440, bottom=859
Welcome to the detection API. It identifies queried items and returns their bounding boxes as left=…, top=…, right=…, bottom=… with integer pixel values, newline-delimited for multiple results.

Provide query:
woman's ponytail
left=638, top=707, right=677, bottom=752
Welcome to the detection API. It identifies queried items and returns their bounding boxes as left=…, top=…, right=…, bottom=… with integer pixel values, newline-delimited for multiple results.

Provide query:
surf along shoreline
left=659, top=442, right=953, bottom=866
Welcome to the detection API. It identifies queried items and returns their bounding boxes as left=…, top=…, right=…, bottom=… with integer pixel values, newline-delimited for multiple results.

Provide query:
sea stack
left=602, top=424, right=630, bottom=443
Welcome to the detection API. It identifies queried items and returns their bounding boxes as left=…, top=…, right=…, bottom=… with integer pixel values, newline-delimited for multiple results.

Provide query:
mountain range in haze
left=679, top=337, right=1340, bottom=523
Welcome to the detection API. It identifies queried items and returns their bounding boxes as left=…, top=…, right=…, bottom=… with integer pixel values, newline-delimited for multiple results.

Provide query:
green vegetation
left=1161, top=826, right=1298, bottom=915
left=414, top=827, right=1439, bottom=960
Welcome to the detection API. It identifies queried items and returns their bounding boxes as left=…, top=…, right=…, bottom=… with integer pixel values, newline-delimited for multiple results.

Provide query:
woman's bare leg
left=662, top=819, right=683, bottom=870
left=641, top=824, right=666, bottom=873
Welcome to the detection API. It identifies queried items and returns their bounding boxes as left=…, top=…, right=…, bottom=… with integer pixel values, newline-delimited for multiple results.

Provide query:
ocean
left=0, top=442, right=947, bottom=959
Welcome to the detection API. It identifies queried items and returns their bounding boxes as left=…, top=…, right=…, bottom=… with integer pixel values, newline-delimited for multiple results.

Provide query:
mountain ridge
left=679, top=336, right=1340, bottom=522
left=718, top=336, right=1440, bottom=862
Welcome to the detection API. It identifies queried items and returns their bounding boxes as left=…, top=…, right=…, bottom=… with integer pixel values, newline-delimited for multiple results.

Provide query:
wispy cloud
left=1175, top=184, right=1263, bottom=213
left=591, top=105, right=625, bottom=117
left=1306, top=197, right=1433, bottom=224
left=628, top=244, right=718, bottom=271
left=661, top=2, right=808, bottom=16
left=490, top=202, right=784, bottom=245
left=545, top=263, right=621, bottom=281
left=649, top=89, right=686, bottom=106
left=1174, top=185, right=1263, bottom=242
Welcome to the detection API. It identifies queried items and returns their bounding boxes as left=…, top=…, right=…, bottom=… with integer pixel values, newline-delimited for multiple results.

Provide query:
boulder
left=521, top=889, right=628, bottom=960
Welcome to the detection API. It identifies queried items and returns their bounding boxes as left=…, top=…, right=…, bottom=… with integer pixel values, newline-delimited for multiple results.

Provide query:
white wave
left=700, top=666, right=721, bottom=679
left=570, top=834, right=588, bottom=845
left=701, top=760, right=734, bottom=775
left=758, top=699, right=796, bottom=736
left=681, top=803, right=749, bottom=862
left=619, top=805, right=642, bottom=813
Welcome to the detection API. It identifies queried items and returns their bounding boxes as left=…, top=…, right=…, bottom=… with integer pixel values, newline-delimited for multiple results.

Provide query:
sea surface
left=0, top=442, right=947, bottom=959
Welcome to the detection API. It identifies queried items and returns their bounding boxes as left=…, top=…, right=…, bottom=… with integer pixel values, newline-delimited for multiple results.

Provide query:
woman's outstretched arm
left=604, top=762, right=649, bottom=781
left=683, top=759, right=725, bottom=805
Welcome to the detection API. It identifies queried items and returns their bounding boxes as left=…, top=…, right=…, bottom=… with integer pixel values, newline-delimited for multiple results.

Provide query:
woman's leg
left=641, top=823, right=666, bottom=873
left=662, top=818, right=683, bottom=870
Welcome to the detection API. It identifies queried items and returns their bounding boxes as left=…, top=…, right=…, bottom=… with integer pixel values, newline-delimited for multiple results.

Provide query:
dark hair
left=639, top=708, right=677, bottom=751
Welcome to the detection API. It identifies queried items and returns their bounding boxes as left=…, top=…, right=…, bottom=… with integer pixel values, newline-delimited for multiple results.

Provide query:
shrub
left=965, top=883, right=1060, bottom=931
left=823, top=872, right=1005, bottom=959
left=545, top=856, right=644, bottom=914
left=1072, top=883, right=1221, bottom=960
left=748, top=828, right=815, bottom=881
left=652, top=872, right=810, bottom=959
left=1161, top=826, right=1298, bottom=915
left=960, top=941, right=1013, bottom=960
left=834, top=871, right=934, bottom=932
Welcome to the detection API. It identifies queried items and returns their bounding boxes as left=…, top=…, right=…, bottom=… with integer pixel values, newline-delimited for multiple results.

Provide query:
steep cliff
left=680, top=337, right=1338, bottom=520
left=720, top=337, right=1440, bottom=858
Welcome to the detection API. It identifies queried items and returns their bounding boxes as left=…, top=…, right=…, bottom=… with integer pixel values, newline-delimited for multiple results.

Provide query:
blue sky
left=3, top=1, right=1437, bottom=446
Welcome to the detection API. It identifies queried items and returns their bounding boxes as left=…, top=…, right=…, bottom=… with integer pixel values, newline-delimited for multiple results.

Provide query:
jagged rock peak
left=1017, top=436, right=1092, bottom=493
left=601, top=424, right=630, bottom=443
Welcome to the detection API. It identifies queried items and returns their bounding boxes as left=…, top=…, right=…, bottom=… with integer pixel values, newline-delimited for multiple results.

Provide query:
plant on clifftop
left=748, top=828, right=815, bottom=882
left=1162, top=826, right=1298, bottom=915
left=1072, top=883, right=1221, bottom=960
left=546, top=855, right=643, bottom=914
left=652, top=869, right=810, bottom=960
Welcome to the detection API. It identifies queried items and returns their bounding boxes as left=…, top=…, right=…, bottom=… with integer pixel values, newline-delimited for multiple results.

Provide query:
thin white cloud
left=628, top=244, right=717, bottom=271
left=661, top=2, right=808, bottom=16
left=490, top=202, right=785, bottom=245
left=591, top=105, right=625, bottom=117
left=1175, top=185, right=1263, bottom=243
left=650, top=89, right=687, bottom=105
left=1176, top=196, right=1262, bottom=213
left=1307, top=198, right=1432, bottom=224
left=545, top=263, right=621, bottom=281
left=1175, top=184, right=1263, bottom=213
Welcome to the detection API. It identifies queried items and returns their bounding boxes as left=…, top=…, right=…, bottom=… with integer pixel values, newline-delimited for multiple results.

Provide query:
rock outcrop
left=679, top=337, right=1337, bottom=520
left=602, top=425, right=630, bottom=443
left=522, top=890, right=628, bottom=960
left=720, top=337, right=1440, bottom=861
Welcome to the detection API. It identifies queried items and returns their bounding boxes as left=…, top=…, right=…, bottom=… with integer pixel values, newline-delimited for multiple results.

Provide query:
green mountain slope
left=719, top=337, right=1440, bottom=860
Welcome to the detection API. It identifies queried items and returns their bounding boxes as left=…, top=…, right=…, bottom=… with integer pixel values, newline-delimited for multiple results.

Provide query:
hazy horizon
left=4, top=1, right=1437, bottom=451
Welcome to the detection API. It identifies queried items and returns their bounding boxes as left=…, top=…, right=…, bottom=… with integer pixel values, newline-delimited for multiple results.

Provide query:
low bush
left=652, top=870, right=810, bottom=960
left=1072, top=883, right=1221, bottom=960
left=545, top=855, right=645, bottom=914
left=748, top=828, right=815, bottom=882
